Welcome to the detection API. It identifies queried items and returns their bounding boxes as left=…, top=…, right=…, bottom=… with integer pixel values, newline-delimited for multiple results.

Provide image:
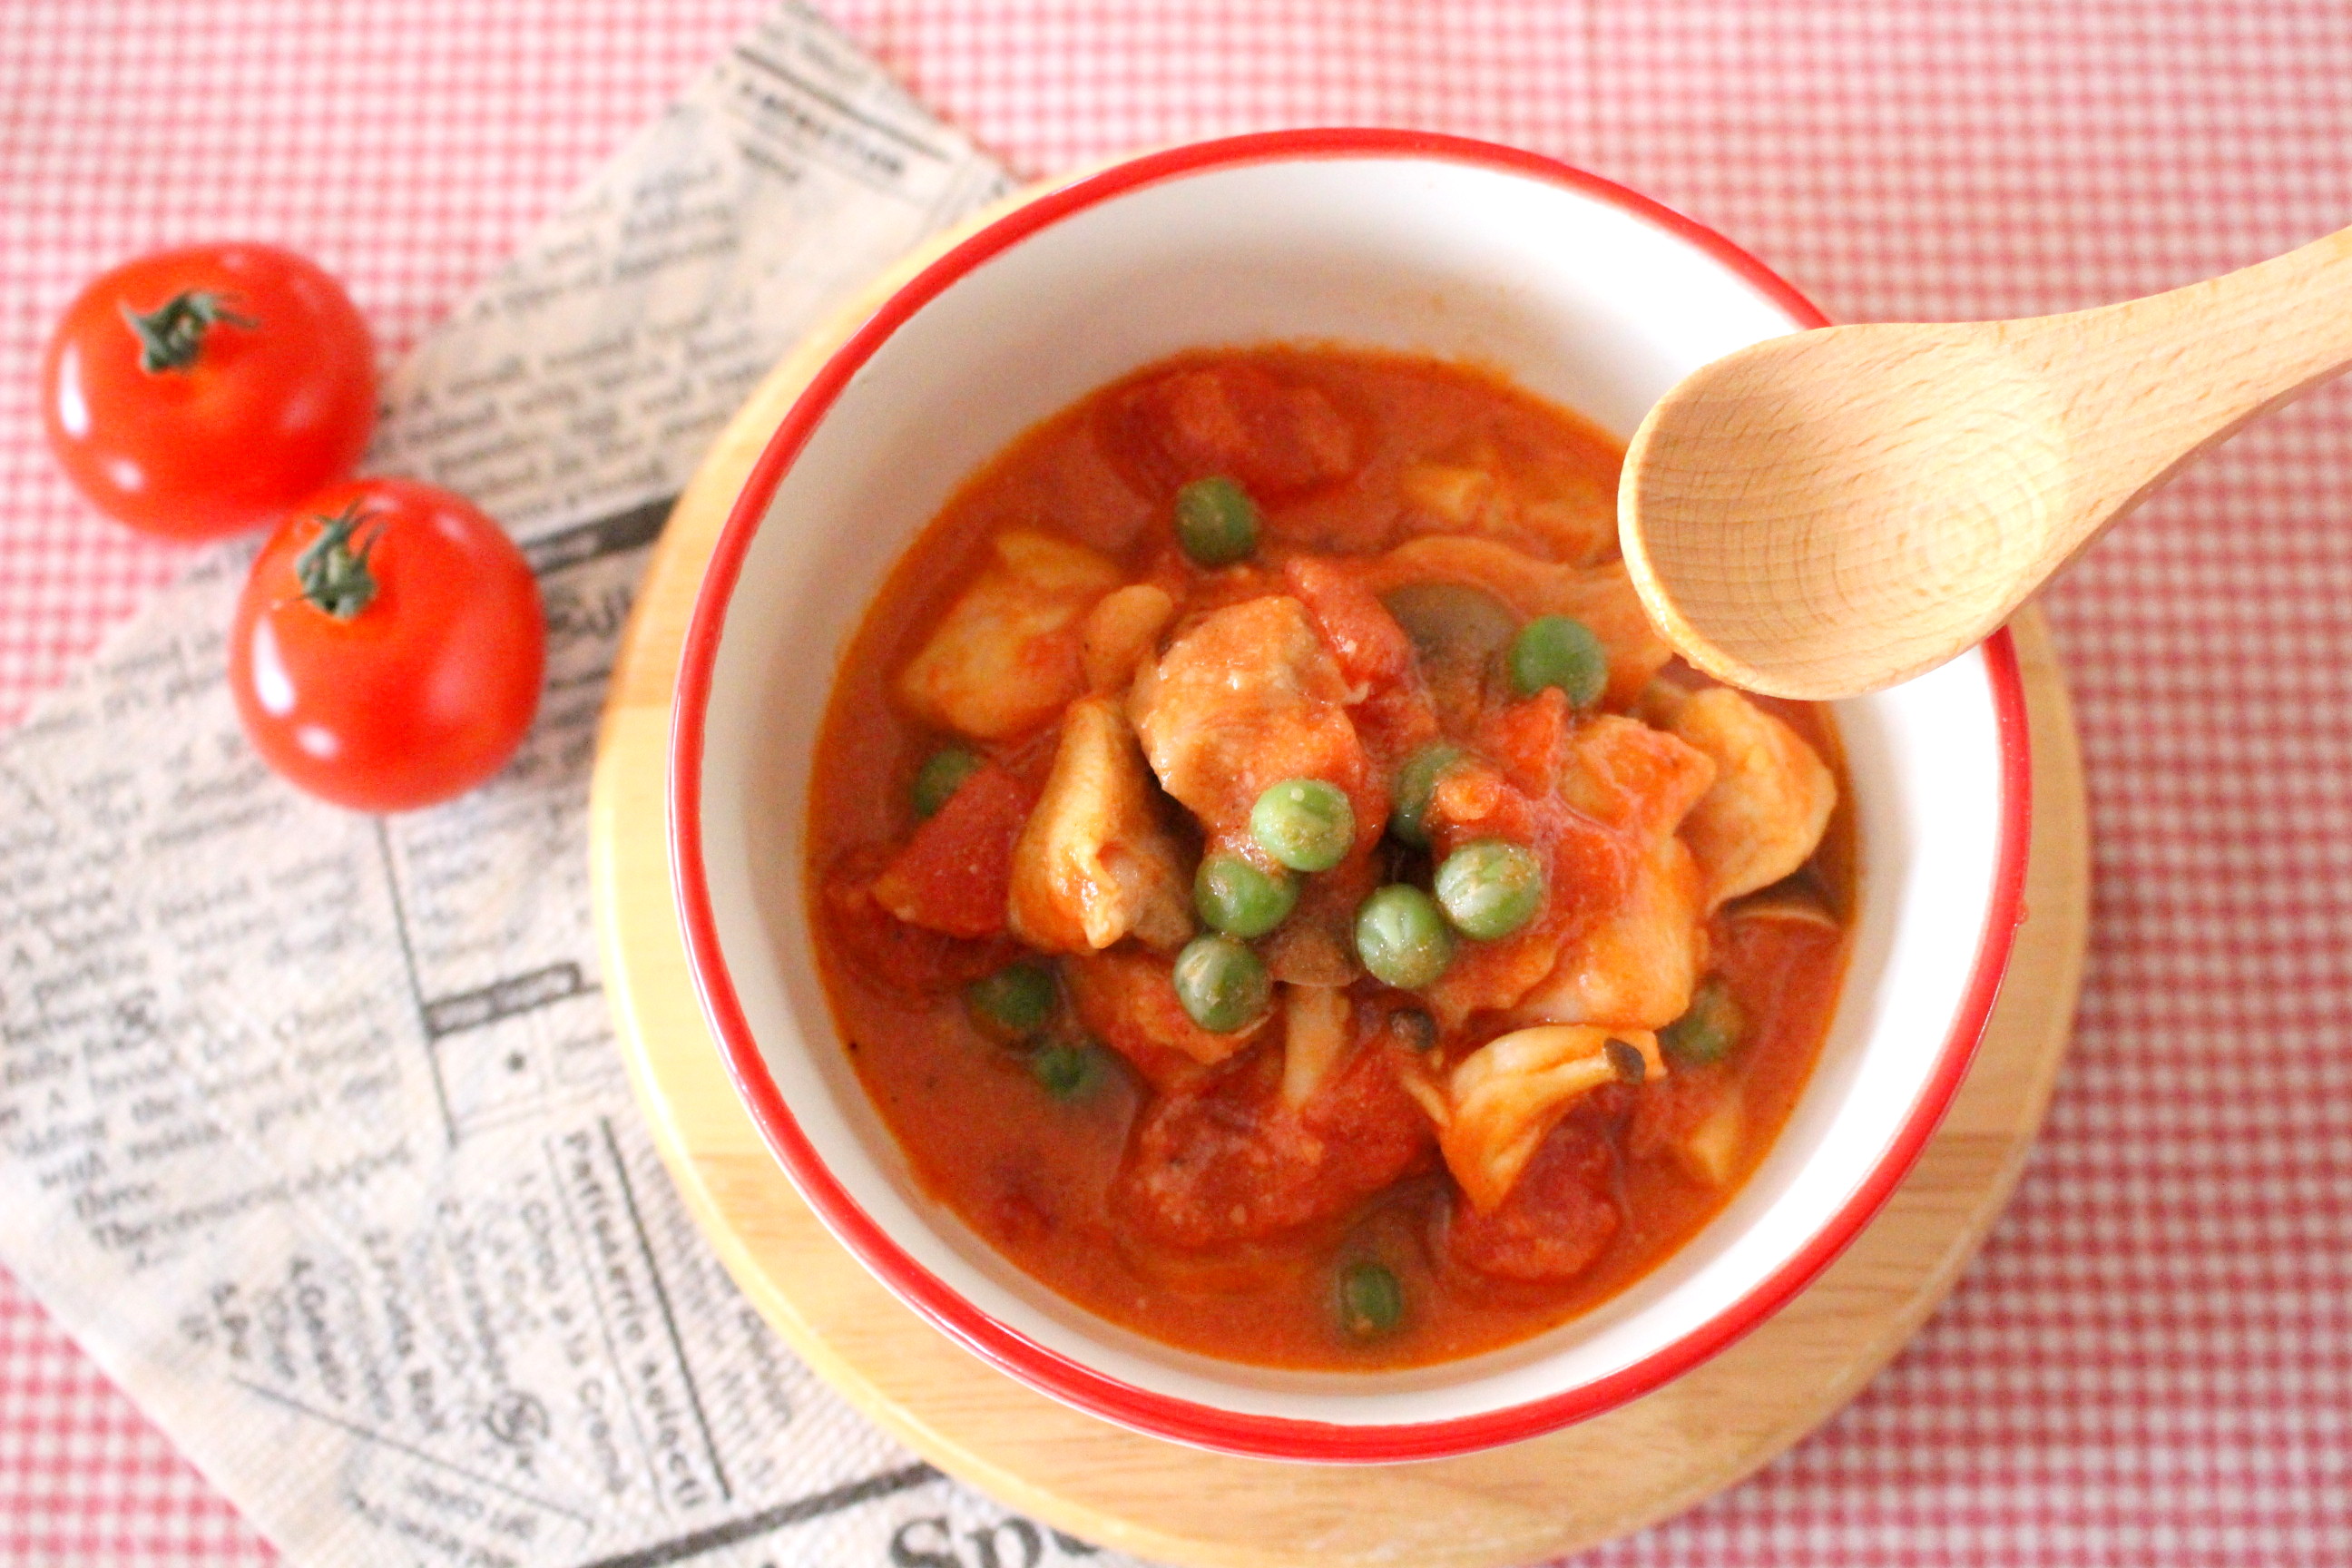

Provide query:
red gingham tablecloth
left=4, top=3, right=2349, bottom=1563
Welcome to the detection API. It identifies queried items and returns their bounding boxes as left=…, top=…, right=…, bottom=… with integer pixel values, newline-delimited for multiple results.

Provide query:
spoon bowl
left=1622, top=226, right=2352, bottom=698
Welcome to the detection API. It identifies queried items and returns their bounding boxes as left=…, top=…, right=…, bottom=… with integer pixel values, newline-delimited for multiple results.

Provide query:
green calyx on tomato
left=293, top=501, right=383, bottom=621
left=119, top=289, right=256, bottom=374
left=43, top=244, right=376, bottom=540
left=229, top=475, right=545, bottom=813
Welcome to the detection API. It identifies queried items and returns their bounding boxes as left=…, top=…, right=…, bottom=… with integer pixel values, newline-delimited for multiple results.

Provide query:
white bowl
left=671, top=130, right=2030, bottom=1462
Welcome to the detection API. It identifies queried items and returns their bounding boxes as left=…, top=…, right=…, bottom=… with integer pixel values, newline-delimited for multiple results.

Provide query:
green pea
left=1174, top=475, right=1260, bottom=567
left=1387, top=1007, right=1439, bottom=1053
left=1250, top=778, right=1355, bottom=872
left=1029, top=1042, right=1102, bottom=1101
left=1172, top=935, right=1271, bottom=1034
left=1388, top=743, right=1464, bottom=849
left=965, top=962, right=1056, bottom=1044
left=1661, top=976, right=1747, bottom=1067
left=1353, top=885, right=1454, bottom=989
left=1337, top=1260, right=1405, bottom=1340
left=1507, top=614, right=1608, bottom=706
left=910, top=747, right=984, bottom=818
left=1434, top=838, right=1545, bottom=940
left=1193, top=853, right=1298, bottom=938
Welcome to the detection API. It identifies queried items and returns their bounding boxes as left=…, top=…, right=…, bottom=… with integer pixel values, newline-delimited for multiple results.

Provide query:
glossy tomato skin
left=41, top=243, right=376, bottom=541
left=230, top=478, right=544, bottom=812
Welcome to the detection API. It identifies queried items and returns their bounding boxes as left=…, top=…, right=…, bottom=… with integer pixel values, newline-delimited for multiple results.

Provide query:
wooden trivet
left=589, top=219, right=2088, bottom=1568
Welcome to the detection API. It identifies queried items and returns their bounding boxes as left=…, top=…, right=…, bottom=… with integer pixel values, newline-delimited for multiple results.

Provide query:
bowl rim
left=669, top=127, right=2034, bottom=1463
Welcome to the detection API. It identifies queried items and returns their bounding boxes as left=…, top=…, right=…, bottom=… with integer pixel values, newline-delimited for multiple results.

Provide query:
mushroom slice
left=1279, top=984, right=1353, bottom=1110
left=1438, top=1024, right=1663, bottom=1212
left=1669, top=688, right=1838, bottom=911
left=1725, top=888, right=1841, bottom=932
left=1681, top=1093, right=1747, bottom=1188
left=1007, top=695, right=1192, bottom=954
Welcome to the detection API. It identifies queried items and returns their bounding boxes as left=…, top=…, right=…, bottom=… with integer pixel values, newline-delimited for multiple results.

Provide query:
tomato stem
left=295, top=501, right=382, bottom=620
left=119, top=289, right=257, bottom=373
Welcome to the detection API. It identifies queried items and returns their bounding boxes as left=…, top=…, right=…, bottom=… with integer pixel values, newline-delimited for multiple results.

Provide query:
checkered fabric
left=4, top=2, right=2348, bottom=1563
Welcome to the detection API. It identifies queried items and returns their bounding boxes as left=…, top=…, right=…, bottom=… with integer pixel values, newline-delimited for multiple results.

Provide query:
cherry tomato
left=229, top=478, right=544, bottom=812
left=41, top=243, right=376, bottom=541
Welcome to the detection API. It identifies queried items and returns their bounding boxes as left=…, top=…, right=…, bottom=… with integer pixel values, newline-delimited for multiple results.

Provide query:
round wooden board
left=588, top=222, right=2089, bottom=1568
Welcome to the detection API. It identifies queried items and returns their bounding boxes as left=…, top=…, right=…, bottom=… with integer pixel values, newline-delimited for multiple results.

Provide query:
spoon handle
left=2026, top=223, right=2352, bottom=525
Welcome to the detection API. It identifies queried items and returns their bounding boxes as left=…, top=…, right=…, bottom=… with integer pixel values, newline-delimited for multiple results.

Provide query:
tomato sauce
left=808, top=346, right=1853, bottom=1369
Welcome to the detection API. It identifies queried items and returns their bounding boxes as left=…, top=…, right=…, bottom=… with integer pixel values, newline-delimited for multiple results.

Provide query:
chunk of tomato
left=871, top=763, right=1036, bottom=938
left=1445, top=1099, right=1626, bottom=1282
left=1109, top=361, right=1359, bottom=498
left=1116, top=1044, right=1431, bottom=1250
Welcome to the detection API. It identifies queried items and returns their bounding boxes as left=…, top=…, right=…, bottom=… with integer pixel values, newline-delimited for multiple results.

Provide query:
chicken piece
left=1408, top=696, right=1633, bottom=1027
left=1132, top=594, right=1386, bottom=988
left=895, top=530, right=1122, bottom=740
left=1079, top=583, right=1175, bottom=692
left=1007, top=697, right=1193, bottom=955
left=1360, top=535, right=1673, bottom=708
left=1110, top=360, right=1359, bottom=498
left=1669, top=688, right=1837, bottom=910
left=1445, top=714, right=1710, bottom=1028
left=1279, top=556, right=1416, bottom=700
left=1681, top=1096, right=1746, bottom=1187
left=1398, top=443, right=1615, bottom=564
left=1279, top=555, right=1441, bottom=759
left=1128, top=595, right=1375, bottom=839
left=1445, top=1104, right=1624, bottom=1281
left=1064, top=946, right=1264, bottom=1086
left=1398, top=461, right=1498, bottom=527
left=1513, top=458, right=1617, bottom=564
left=1511, top=837, right=1705, bottom=1031
left=1115, top=1043, right=1430, bottom=1250
left=1414, top=783, right=1626, bottom=1026
left=1558, top=714, right=1718, bottom=843
left=1434, top=1024, right=1662, bottom=1211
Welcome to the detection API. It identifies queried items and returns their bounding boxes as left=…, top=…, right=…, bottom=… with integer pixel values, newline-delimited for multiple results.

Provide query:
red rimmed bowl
left=671, top=130, right=2029, bottom=1463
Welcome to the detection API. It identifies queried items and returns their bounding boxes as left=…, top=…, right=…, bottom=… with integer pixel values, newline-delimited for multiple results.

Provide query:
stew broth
left=808, top=346, right=1851, bottom=1369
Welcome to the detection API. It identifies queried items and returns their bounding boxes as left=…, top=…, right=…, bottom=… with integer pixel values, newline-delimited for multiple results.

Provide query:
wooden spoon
left=1618, top=225, right=2352, bottom=699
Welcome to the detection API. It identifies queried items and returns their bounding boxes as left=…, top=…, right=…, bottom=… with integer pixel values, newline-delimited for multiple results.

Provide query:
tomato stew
left=808, top=346, right=1852, bottom=1370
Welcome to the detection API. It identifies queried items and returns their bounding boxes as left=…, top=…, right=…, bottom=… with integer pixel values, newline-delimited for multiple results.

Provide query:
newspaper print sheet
left=0, top=5, right=1155, bottom=1563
